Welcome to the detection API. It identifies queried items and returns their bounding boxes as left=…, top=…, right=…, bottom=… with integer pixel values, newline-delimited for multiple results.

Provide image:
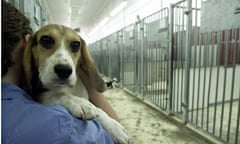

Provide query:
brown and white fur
left=23, top=24, right=129, bottom=143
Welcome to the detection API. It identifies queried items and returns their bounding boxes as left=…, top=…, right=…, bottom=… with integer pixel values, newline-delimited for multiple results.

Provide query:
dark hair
left=2, top=1, right=33, bottom=77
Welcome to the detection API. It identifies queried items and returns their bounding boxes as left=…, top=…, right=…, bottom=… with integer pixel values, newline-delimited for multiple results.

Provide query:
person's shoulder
left=2, top=82, right=114, bottom=144
left=23, top=100, right=75, bottom=126
left=29, top=105, right=114, bottom=144
left=36, top=103, right=73, bottom=119
left=2, top=98, right=77, bottom=144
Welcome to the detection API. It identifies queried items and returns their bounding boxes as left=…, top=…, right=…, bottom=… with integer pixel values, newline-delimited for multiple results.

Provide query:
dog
left=23, top=24, right=129, bottom=143
left=105, top=78, right=118, bottom=88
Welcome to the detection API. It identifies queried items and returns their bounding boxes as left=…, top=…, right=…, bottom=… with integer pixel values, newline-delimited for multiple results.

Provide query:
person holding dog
left=1, top=1, right=116, bottom=143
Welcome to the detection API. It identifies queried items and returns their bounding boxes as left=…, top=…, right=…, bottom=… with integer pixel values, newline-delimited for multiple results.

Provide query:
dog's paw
left=70, top=98, right=97, bottom=120
left=106, top=118, right=129, bottom=144
left=40, top=92, right=97, bottom=120
left=98, top=115, right=129, bottom=143
left=95, top=108, right=129, bottom=143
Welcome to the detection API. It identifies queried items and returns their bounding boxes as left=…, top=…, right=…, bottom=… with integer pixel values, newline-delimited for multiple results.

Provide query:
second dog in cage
left=105, top=78, right=118, bottom=88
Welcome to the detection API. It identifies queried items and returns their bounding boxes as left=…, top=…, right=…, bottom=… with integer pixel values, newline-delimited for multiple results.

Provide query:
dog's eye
left=70, top=41, right=80, bottom=52
left=40, top=36, right=55, bottom=49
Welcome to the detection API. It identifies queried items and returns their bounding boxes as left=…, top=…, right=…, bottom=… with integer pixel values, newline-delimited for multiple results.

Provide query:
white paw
left=70, top=98, right=97, bottom=120
left=106, top=118, right=129, bottom=144
left=95, top=108, right=129, bottom=144
left=39, top=92, right=97, bottom=120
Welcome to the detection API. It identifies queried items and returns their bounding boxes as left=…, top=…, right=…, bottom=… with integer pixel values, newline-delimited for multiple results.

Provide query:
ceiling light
left=110, top=1, right=128, bottom=17
left=89, top=17, right=109, bottom=36
left=98, top=17, right=110, bottom=27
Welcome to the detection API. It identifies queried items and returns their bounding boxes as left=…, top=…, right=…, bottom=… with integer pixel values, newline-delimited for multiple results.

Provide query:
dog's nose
left=54, top=64, right=72, bottom=79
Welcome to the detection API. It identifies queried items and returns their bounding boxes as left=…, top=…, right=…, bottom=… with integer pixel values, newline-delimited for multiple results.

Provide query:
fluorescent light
left=89, top=1, right=128, bottom=36
left=89, top=17, right=109, bottom=36
left=110, top=1, right=128, bottom=17
left=98, top=17, right=110, bottom=27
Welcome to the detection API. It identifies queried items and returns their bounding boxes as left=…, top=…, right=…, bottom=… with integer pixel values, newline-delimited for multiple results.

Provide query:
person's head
left=2, top=1, right=32, bottom=77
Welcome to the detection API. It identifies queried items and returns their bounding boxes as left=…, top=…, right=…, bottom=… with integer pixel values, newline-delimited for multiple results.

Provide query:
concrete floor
left=103, top=87, right=211, bottom=144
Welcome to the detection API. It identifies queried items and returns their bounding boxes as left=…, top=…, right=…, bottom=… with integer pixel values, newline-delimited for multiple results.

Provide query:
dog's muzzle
left=54, top=64, right=72, bottom=79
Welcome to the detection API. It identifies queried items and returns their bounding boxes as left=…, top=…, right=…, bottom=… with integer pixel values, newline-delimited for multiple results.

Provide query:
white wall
left=201, top=0, right=240, bottom=32
left=173, top=65, right=240, bottom=110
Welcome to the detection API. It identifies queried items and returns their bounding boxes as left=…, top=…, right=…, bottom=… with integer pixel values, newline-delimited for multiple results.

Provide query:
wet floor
left=103, top=87, right=211, bottom=144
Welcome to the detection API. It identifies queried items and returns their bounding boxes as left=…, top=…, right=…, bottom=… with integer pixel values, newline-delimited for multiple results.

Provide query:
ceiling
left=43, top=0, right=174, bottom=42
left=44, top=0, right=123, bottom=34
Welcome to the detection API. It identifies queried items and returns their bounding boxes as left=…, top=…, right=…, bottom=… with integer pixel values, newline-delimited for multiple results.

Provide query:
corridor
left=103, top=88, right=211, bottom=144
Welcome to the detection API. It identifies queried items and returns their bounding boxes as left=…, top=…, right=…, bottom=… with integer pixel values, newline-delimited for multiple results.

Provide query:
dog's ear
left=78, top=39, right=106, bottom=92
left=23, top=34, right=37, bottom=87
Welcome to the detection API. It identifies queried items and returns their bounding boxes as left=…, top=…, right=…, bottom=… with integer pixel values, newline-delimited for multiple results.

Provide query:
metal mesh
left=89, top=0, right=240, bottom=143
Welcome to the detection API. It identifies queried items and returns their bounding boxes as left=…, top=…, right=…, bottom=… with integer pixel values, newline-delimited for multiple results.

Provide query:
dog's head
left=23, top=24, right=105, bottom=95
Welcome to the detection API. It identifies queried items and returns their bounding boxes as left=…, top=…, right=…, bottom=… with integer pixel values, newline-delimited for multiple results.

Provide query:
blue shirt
left=1, top=82, right=114, bottom=144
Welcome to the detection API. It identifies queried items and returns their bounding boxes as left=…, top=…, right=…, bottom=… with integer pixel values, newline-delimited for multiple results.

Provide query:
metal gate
left=169, top=0, right=240, bottom=144
left=142, top=8, right=169, bottom=110
left=108, top=33, right=121, bottom=81
left=121, top=24, right=136, bottom=92
left=89, top=0, right=240, bottom=143
left=9, top=0, right=240, bottom=143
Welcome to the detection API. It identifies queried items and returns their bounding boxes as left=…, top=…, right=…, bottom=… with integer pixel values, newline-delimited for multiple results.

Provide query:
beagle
left=23, top=24, right=128, bottom=143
